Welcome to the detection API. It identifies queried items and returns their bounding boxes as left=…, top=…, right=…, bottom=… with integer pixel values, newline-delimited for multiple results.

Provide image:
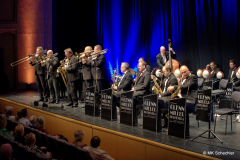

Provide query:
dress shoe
left=49, top=100, right=55, bottom=103
left=43, top=99, right=48, bottom=102
left=38, top=98, right=44, bottom=102
left=72, top=104, right=78, bottom=108
left=55, top=100, right=59, bottom=104
left=65, top=102, right=73, bottom=106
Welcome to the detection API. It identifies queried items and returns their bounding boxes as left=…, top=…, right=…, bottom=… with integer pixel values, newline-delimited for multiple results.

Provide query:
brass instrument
left=151, top=68, right=163, bottom=95
left=110, top=69, right=120, bottom=93
left=57, top=57, right=68, bottom=87
left=10, top=49, right=47, bottom=67
left=24, top=55, right=46, bottom=70
left=171, top=86, right=182, bottom=99
left=67, top=49, right=108, bottom=68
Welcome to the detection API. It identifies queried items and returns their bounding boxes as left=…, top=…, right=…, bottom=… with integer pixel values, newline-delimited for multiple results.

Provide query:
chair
left=212, top=79, right=228, bottom=97
left=35, top=152, right=51, bottom=160
left=55, top=138, right=71, bottom=160
left=76, top=146, right=93, bottom=160
left=46, top=134, right=60, bottom=159
left=214, top=91, right=240, bottom=135
left=65, top=142, right=79, bottom=160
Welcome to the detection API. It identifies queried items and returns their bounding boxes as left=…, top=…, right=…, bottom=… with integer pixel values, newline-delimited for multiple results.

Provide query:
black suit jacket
left=228, top=68, right=238, bottom=82
left=43, top=57, right=59, bottom=79
left=29, top=55, right=46, bottom=75
left=66, top=55, right=80, bottom=82
left=209, top=67, right=220, bottom=80
left=91, top=54, right=105, bottom=80
left=174, top=74, right=198, bottom=96
left=134, top=70, right=151, bottom=96
left=156, top=51, right=177, bottom=69
left=160, top=73, right=178, bottom=97
left=80, top=60, right=92, bottom=80
left=117, top=70, right=133, bottom=92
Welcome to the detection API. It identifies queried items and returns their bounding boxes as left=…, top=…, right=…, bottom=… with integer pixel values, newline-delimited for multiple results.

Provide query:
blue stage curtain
left=95, top=0, right=240, bottom=80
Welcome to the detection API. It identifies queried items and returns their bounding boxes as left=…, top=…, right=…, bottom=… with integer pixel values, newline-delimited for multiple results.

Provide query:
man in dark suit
left=91, top=45, right=105, bottom=93
left=206, top=61, right=221, bottom=89
left=62, top=48, right=80, bottom=107
left=42, top=50, right=60, bottom=104
left=228, top=59, right=240, bottom=88
left=151, top=66, right=178, bottom=97
left=132, top=61, right=151, bottom=97
left=156, top=46, right=176, bottom=69
left=80, top=46, right=93, bottom=101
left=29, top=46, right=47, bottom=102
left=167, top=65, right=198, bottom=101
left=112, top=62, right=133, bottom=119
left=112, top=62, right=133, bottom=97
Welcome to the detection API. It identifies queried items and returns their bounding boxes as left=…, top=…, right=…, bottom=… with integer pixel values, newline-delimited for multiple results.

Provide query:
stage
left=1, top=90, right=240, bottom=160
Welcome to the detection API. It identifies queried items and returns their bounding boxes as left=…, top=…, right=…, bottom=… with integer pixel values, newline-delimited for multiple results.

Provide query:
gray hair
left=29, top=115, right=37, bottom=125
left=85, top=46, right=92, bottom=51
left=36, top=116, right=45, bottom=129
left=64, top=48, right=73, bottom=53
left=121, top=62, right=129, bottom=69
left=36, top=46, right=43, bottom=51
left=74, top=130, right=85, bottom=141
left=5, top=106, right=13, bottom=115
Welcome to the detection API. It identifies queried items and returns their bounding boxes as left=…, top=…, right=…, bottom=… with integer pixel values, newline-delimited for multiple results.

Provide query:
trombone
left=10, top=50, right=47, bottom=67
left=67, top=49, right=108, bottom=68
left=24, top=52, right=58, bottom=70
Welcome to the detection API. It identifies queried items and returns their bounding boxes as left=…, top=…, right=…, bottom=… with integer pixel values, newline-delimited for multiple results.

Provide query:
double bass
left=165, top=39, right=181, bottom=72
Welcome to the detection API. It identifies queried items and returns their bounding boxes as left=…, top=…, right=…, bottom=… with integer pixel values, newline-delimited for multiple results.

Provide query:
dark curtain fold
left=54, top=0, right=240, bottom=83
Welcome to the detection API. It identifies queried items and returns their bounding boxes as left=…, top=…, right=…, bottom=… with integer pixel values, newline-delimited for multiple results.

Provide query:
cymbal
left=129, top=68, right=137, bottom=75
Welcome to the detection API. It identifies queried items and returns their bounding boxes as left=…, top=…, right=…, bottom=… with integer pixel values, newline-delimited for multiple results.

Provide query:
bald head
left=47, top=50, right=53, bottom=57
left=84, top=46, right=92, bottom=52
left=0, top=144, right=12, bottom=158
left=160, top=46, right=166, bottom=55
left=180, top=65, right=190, bottom=78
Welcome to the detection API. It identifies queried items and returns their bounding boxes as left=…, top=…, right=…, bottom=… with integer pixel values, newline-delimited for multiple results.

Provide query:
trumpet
left=77, top=50, right=94, bottom=59
left=10, top=50, right=47, bottom=67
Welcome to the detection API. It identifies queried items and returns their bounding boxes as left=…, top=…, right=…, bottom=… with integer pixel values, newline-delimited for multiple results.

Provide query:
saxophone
left=111, top=69, right=119, bottom=93
left=171, top=86, right=182, bottom=99
left=151, top=68, right=163, bottom=95
left=57, top=57, right=67, bottom=87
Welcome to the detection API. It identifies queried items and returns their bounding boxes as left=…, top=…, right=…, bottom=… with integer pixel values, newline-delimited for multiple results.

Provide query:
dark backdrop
left=53, top=0, right=240, bottom=86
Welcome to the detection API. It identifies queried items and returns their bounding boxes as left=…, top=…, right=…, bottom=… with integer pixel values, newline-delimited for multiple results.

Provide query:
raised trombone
left=10, top=50, right=47, bottom=67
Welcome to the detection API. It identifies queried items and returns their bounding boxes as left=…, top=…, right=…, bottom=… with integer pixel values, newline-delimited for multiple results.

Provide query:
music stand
left=191, top=99, right=223, bottom=143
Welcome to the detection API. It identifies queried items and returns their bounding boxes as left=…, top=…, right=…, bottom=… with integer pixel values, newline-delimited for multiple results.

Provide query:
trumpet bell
left=216, top=71, right=224, bottom=79
left=174, top=69, right=181, bottom=78
left=202, top=69, right=211, bottom=79
left=197, top=69, right=203, bottom=77
left=155, top=69, right=163, bottom=78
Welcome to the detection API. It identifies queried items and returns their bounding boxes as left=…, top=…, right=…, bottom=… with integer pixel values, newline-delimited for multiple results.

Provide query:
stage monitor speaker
left=48, top=103, right=64, bottom=110
left=30, top=100, right=38, bottom=107
left=38, top=102, right=48, bottom=107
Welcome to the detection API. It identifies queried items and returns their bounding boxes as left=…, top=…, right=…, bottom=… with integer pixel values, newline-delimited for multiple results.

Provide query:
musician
left=156, top=46, right=176, bottom=69
left=206, top=61, right=221, bottom=89
left=228, top=59, right=240, bottom=87
left=62, top=48, right=79, bottom=107
left=112, top=62, right=133, bottom=97
left=167, top=65, right=198, bottom=99
left=29, top=46, right=47, bottom=102
left=90, top=45, right=105, bottom=93
left=151, top=66, right=178, bottom=97
left=138, top=58, right=151, bottom=72
left=41, top=50, right=60, bottom=104
left=80, top=46, right=93, bottom=101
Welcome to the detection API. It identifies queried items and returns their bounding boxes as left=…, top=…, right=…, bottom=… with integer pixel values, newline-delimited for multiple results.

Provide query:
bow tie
left=231, top=69, right=235, bottom=71
left=140, top=71, right=143, bottom=73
